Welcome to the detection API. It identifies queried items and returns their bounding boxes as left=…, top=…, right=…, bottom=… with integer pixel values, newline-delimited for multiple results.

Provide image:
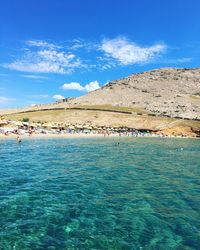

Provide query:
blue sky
left=0, top=0, right=200, bottom=108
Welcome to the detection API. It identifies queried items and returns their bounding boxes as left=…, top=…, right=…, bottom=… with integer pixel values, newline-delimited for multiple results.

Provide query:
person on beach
left=4, top=131, right=9, bottom=136
left=28, top=127, right=32, bottom=136
left=16, top=135, right=22, bottom=143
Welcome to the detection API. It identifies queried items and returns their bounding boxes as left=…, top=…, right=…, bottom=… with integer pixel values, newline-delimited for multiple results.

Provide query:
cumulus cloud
left=84, top=81, right=100, bottom=92
left=52, top=94, right=65, bottom=100
left=101, top=37, right=166, bottom=65
left=62, top=82, right=84, bottom=91
left=4, top=40, right=83, bottom=74
left=62, top=80, right=100, bottom=92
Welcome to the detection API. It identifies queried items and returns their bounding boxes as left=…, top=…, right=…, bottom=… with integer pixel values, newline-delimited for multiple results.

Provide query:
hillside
left=68, top=68, right=200, bottom=120
left=1, top=68, right=200, bottom=137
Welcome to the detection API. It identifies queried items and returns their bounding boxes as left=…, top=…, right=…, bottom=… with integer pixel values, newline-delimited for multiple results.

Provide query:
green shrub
left=22, top=117, right=30, bottom=122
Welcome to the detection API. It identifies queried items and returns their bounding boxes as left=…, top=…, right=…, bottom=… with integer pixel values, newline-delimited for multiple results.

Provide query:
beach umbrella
left=0, top=120, right=8, bottom=126
left=92, top=126, right=99, bottom=130
left=83, top=129, right=91, bottom=133
left=22, top=122, right=29, bottom=126
left=51, top=124, right=59, bottom=129
left=75, top=125, right=83, bottom=129
left=29, top=123, right=37, bottom=128
left=68, top=125, right=75, bottom=129
left=82, top=125, right=89, bottom=129
left=1, top=126, right=17, bottom=132
left=42, top=122, right=52, bottom=128
left=13, top=121, right=23, bottom=127
left=86, top=126, right=93, bottom=130
left=59, top=123, right=65, bottom=128
left=42, top=123, right=48, bottom=128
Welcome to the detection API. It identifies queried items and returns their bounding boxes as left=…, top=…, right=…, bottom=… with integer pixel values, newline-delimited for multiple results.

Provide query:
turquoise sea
left=0, top=138, right=200, bottom=250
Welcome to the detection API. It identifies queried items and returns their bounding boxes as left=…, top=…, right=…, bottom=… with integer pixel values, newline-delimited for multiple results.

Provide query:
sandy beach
left=0, top=133, right=120, bottom=140
left=0, top=132, right=196, bottom=141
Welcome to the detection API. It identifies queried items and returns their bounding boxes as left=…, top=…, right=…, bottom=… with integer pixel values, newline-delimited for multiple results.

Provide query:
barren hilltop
left=69, top=68, right=200, bottom=120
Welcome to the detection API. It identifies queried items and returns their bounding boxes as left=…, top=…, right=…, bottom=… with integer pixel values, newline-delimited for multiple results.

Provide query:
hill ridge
left=68, top=67, right=200, bottom=120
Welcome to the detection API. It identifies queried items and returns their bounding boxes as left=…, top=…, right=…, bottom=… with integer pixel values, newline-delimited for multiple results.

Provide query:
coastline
left=0, top=133, right=116, bottom=140
left=0, top=133, right=197, bottom=140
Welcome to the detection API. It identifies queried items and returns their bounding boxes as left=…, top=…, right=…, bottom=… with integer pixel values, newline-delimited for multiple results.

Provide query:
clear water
left=0, top=138, right=200, bottom=250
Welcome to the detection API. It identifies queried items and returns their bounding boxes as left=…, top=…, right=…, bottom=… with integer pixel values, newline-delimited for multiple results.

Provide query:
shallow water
left=0, top=137, right=200, bottom=250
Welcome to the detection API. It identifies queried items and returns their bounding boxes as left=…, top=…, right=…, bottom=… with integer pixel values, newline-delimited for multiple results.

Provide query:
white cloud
left=163, top=57, right=192, bottom=63
left=26, top=40, right=61, bottom=49
left=62, top=80, right=100, bottom=92
left=22, top=74, right=49, bottom=80
left=3, top=37, right=168, bottom=75
left=27, top=94, right=49, bottom=98
left=101, top=37, right=166, bottom=65
left=0, top=96, right=14, bottom=104
left=85, top=81, right=100, bottom=92
left=0, top=97, right=9, bottom=104
left=52, top=94, right=65, bottom=100
left=39, top=94, right=49, bottom=98
left=69, top=39, right=88, bottom=50
left=96, top=56, right=117, bottom=71
left=62, top=82, right=84, bottom=91
left=69, top=39, right=98, bottom=51
left=4, top=40, right=83, bottom=74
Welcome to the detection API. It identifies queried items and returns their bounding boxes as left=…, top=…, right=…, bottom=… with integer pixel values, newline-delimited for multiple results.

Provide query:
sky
left=0, top=0, right=200, bottom=108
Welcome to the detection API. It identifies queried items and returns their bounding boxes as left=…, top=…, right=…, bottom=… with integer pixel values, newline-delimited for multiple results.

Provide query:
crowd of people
left=0, top=118, right=163, bottom=138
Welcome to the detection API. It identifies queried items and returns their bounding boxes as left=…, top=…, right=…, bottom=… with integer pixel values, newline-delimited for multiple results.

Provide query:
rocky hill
left=69, top=68, right=200, bottom=120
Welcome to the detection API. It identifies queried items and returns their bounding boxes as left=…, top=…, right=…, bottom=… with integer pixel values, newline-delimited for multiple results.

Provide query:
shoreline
left=0, top=133, right=198, bottom=140
left=0, top=133, right=108, bottom=140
